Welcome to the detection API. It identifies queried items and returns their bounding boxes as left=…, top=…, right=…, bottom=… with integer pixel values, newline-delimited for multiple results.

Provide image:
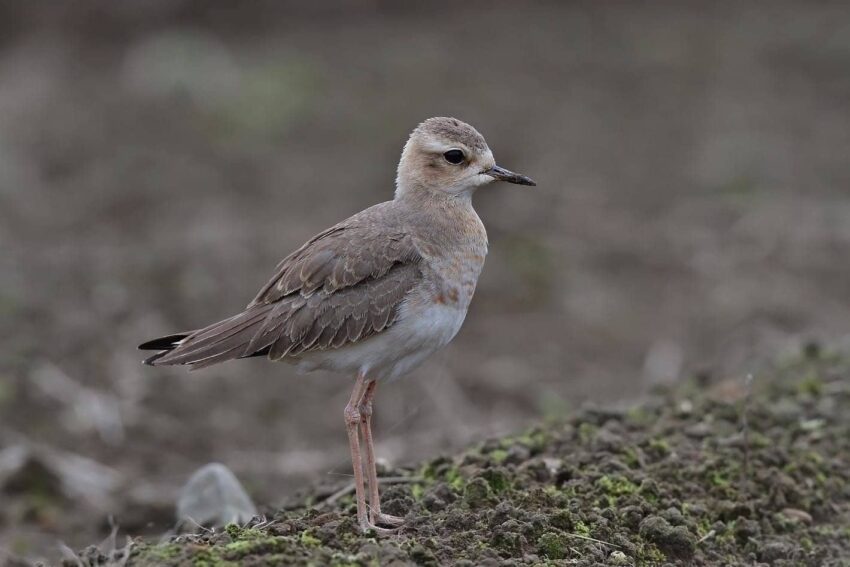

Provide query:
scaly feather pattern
left=141, top=202, right=423, bottom=369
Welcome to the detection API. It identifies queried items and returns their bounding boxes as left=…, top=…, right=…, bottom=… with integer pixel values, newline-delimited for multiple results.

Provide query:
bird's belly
left=293, top=299, right=469, bottom=381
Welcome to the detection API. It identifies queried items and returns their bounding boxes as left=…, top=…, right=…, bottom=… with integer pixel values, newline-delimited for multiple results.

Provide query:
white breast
left=292, top=297, right=469, bottom=381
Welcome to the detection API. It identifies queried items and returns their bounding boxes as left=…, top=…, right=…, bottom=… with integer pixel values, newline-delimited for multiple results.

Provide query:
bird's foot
left=371, top=512, right=406, bottom=528
left=359, top=519, right=400, bottom=536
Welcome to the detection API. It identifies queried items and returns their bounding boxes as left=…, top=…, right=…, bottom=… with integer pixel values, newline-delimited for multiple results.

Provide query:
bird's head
left=395, top=117, right=535, bottom=200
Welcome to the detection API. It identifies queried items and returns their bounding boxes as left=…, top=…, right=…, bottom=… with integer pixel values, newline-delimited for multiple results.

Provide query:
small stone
left=542, top=457, right=563, bottom=475
left=609, top=550, right=630, bottom=565
left=779, top=508, right=812, bottom=524
left=176, top=462, right=257, bottom=528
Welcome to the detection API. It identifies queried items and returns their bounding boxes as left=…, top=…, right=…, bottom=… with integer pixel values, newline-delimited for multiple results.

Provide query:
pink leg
left=359, top=381, right=405, bottom=528
left=344, top=373, right=396, bottom=534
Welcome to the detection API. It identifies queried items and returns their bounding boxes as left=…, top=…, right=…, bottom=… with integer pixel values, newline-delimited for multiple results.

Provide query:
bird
left=139, top=117, right=536, bottom=533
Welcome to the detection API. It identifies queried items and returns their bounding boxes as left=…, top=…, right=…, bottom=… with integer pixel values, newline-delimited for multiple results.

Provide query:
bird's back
left=139, top=197, right=488, bottom=379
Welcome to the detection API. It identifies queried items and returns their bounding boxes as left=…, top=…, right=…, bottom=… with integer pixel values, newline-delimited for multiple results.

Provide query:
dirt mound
left=73, top=352, right=850, bottom=566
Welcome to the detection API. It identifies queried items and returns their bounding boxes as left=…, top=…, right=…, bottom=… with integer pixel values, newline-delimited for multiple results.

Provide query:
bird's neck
left=394, top=185, right=488, bottom=261
left=394, top=182, right=475, bottom=208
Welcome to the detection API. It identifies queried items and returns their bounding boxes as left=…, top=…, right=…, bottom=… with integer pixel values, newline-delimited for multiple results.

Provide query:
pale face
left=396, top=121, right=535, bottom=198
left=414, top=136, right=498, bottom=195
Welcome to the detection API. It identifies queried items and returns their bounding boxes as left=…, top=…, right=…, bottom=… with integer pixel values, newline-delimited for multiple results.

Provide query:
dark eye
left=443, top=149, right=465, bottom=164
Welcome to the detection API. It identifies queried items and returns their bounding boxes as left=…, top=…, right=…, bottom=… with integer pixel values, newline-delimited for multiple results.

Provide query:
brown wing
left=249, top=208, right=419, bottom=306
left=142, top=203, right=423, bottom=369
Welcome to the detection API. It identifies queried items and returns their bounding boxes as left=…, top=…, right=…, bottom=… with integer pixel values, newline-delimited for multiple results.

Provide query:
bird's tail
left=138, top=304, right=275, bottom=369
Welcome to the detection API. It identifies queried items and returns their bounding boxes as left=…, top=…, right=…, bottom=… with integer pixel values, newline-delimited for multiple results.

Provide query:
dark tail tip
left=138, top=333, right=189, bottom=351
left=140, top=333, right=191, bottom=365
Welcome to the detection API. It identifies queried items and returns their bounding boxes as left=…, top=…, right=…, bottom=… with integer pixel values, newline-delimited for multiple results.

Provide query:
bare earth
left=74, top=350, right=850, bottom=566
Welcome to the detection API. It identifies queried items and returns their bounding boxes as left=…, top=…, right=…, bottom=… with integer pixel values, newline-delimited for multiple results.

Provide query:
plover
left=139, top=117, right=535, bottom=533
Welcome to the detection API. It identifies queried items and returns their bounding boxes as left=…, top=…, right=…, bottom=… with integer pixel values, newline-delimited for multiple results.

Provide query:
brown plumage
left=140, top=202, right=422, bottom=369
left=139, top=117, right=535, bottom=533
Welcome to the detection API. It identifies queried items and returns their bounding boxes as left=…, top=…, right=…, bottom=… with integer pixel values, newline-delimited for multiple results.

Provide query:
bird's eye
left=443, top=149, right=465, bottom=165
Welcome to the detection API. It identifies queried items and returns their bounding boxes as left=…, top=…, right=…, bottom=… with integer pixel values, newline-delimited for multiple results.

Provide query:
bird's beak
left=485, top=165, right=536, bottom=186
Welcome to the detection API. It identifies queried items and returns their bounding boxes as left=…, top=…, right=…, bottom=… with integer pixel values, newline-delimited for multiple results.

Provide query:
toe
left=372, top=512, right=406, bottom=527
left=360, top=521, right=399, bottom=536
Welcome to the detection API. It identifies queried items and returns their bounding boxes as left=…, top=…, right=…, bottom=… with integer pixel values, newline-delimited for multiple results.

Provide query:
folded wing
left=140, top=204, right=422, bottom=369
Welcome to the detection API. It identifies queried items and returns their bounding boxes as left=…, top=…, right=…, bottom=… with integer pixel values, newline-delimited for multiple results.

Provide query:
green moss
left=410, top=482, right=424, bottom=501
left=445, top=466, right=465, bottom=491
left=573, top=520, right=591, bottom=537
left=537, top=532, right=568, bottom=559
left=622, top=447, right=641, bottom=468
left=489, top=449, right=508, bottom=463
left=797, top=371, right=823, bottom=396
left=596, top=474, right=638, bottom=506
left=638, top=479, right=661, bottom=504
left=748, top=431, right=771, bottom=448
left=463, top=477, right=492, bottom=507
left=648, top=438, right=671, bottom=457
left=491, top=528, right=524, bottom=555
left=481, top=467, right=510, bottom=493
left=549, top=509, right=574, bottom=531
left=709, top=470, right=730, bottom=487
left=224, top=524, right=265, bottom=541
left=418, top=461, right=439, bottom=482
left=626, top=406, right=653, bottom=426
left=299, top=530, right=321, bottom=547
left=597, top=474, right=638, bottom=496
left=636, top=543, right=667, bottom=564
left=69, top=354, right=850, bottom=565
left=515, top=429, right=550, bottom=453
left=577, top=422, right=597, bottom=443
left=222, top=535, right=291, bottom=559
left=134, top=542, right=183, bottom=564
left=187, top=551, right=224, bottom=567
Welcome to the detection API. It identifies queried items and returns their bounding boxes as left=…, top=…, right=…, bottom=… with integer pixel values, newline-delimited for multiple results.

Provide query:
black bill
left=485, top=165, right=536, bottom=186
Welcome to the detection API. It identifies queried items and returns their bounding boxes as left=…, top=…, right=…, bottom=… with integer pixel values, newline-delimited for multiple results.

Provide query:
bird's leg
left=344, top=373, right=396, bottom=535
left=359, top=380, right=405, bottom=528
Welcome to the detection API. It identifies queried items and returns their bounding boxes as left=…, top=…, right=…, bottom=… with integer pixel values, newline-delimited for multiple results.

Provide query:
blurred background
left=1, top=0, right=849, bottom=561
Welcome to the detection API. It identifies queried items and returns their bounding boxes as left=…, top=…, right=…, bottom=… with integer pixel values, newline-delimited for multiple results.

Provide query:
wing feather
left=142, top=202, right=424, bottom=369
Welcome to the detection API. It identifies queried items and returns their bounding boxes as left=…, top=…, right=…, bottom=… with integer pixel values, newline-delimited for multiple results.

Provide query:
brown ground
left=1, top=1, right=850, bottom=563
left=74, top=350, right=850, bottom=566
